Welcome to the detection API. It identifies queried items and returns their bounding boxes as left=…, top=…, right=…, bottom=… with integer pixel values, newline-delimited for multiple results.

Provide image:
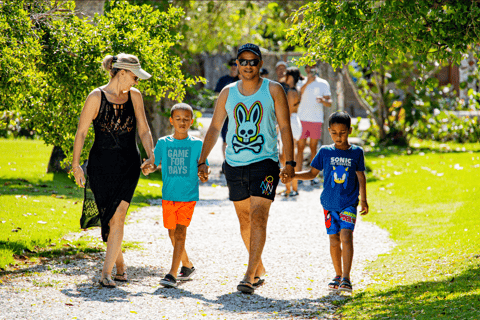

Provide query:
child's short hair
left=171, top=103, right=193, bottom=117
left=328, top=111, right=351, bottom=129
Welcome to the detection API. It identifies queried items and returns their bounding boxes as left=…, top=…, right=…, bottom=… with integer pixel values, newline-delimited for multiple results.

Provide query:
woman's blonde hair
left=102, top=53, right=140, bottom=78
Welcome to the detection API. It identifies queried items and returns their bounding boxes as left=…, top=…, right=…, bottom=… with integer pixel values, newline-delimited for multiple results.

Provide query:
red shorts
left=300, top=121, right=323, bottom=140
left=162, top=200, right=196, bottom=229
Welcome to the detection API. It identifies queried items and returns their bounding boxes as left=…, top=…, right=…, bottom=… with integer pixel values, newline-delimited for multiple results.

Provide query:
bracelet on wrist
left=197, top=162, right=206, bottom=167
left=285, top=160, right=296, bottom=167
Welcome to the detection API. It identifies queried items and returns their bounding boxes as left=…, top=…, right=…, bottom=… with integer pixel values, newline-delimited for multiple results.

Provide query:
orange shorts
left=162, top=200, right=196, bottom=229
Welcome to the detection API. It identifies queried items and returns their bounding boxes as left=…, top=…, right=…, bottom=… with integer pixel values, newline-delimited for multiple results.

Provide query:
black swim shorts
left=224, top=158, right=280, bottom=202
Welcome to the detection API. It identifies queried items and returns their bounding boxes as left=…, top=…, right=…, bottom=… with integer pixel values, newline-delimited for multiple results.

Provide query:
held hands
left=359, top=200, right=369, bottom=215
left=72, top=166, right=86, bottom=188
left=279, top=165, right=295, bottom=184
left=140, top=158, right=156, bottom=176
left=197, top=163, right=210, bottom=182
left=316, top=95, right=328, bottom=104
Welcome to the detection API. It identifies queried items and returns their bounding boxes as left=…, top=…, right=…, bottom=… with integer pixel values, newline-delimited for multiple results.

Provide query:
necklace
left=239, top=79, right=261, bottom=96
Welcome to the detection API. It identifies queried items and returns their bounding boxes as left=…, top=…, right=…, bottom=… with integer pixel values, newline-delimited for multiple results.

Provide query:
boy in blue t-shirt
left=294, top=111, right=369, bottom=293
left=141, top=103, right=208, bottom=288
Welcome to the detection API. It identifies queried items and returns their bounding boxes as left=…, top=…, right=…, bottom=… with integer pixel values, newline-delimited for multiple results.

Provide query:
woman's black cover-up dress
left=80, top=89, right=141, bottom=242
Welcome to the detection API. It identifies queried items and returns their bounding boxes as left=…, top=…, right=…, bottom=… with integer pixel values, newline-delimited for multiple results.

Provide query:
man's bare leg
left=233, top=198, right=266, bottom=280
left=241, top=196, right=272, bottom=285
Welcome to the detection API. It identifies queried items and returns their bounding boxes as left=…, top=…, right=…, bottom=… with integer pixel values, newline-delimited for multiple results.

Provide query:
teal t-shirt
left=154, top=135, right=206, bottom=202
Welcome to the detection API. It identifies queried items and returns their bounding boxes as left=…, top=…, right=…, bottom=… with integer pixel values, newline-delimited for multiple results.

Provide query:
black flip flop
left=253, top=277, right=265, bottom=287
left=237, top=281, right=254, bottom=294
left=114, top=272, right=128, bottom=282
left=99, top=277, right=116, bottom=288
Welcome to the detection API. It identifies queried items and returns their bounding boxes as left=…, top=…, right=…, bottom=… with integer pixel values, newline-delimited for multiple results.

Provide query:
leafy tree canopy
left=1, top=0, right=202, bottom=165
left=0, top=1, right=44, bottom=112
left=287, top=0, right=480, bottom=68
left=119, top=0, right=311, bottom=54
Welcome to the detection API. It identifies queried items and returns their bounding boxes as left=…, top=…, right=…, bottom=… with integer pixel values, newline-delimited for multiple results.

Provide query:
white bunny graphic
left=232, top=101, right=264, bottom=153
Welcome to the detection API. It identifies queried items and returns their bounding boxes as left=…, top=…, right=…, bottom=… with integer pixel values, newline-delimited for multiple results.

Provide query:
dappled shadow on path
left=62, top=283, right=131, bottom=303
left=215, top=292, right=343, bottom=319
left=150, top=286, right=345, bottom=319
left=60, top=264, right=171, bottom=302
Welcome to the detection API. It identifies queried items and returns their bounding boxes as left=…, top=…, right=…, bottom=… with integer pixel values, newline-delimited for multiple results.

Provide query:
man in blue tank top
left=198, top=43, right=295, bottom=294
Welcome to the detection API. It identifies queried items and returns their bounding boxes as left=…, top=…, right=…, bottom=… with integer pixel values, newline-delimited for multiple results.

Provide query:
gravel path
left=0, top=118, right=393, bottom=320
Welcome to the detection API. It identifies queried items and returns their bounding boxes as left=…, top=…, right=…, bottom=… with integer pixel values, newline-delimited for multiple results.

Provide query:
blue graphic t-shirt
left=310, top=144, right=366, bottom=212
left=224, top=78, right=279, bottom=167
left=154, top=135, right=206, bottom=202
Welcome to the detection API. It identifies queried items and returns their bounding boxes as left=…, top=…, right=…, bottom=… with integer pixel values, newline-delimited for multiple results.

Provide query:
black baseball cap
left=237, top=43, right=262, bottom=60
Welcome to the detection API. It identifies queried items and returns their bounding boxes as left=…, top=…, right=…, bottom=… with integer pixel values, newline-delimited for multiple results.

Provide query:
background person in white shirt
left=297, top=64, right=332, bottom=181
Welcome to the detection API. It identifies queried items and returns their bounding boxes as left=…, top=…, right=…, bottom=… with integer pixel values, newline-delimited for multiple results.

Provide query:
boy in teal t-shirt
left=142, top=103, right=208, bottom=288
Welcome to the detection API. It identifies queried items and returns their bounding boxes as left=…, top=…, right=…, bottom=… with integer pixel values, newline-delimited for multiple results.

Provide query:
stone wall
left=74, top=0, right=104, bottom=19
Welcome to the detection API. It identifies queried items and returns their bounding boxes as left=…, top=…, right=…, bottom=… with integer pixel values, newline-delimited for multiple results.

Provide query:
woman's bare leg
left=102, top=201, right=129, bottom=278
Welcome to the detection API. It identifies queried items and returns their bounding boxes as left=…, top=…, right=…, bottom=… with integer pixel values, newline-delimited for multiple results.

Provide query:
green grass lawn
left=0, top=138, right=162, bottom=270
left=340, top=140, right=480, bottom=319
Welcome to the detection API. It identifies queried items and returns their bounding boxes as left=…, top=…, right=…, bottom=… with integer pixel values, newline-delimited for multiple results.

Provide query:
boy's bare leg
left=168, top=226, right=193, bottom=277
left=285, top=181, right=292, bottom=193
left=329, top=233, right=343, bottom=277
left=233, top=199, right=266, bottom=280
left=340, top=229, right=354, bottom=279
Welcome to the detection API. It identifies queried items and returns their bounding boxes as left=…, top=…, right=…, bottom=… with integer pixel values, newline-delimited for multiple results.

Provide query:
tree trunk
left=47, top=146, right=68, bottom=173
left=373, top=71, right=387, bottom=141
left=317, top=62, right=342, bottom=146
left=143, top=96, right=173, bottom=143
left=342, top=66, right=387, bottom=140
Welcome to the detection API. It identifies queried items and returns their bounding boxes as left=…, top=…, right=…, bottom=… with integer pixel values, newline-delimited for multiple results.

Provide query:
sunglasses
left=238, top=59, right=260, bottom=67
left=126, top=70, right=139, bottom=82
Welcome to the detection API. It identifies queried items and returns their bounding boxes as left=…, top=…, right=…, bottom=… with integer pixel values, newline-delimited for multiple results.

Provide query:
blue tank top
left=225, top=78, right=278, bottom=167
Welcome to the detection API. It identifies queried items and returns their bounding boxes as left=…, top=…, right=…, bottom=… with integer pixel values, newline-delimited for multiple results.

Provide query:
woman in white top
left=281, top=67, right=303, bottom=196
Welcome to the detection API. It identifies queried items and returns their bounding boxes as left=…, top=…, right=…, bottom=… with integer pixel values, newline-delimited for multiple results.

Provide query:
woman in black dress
left=72, top=53, right=155, bottom=288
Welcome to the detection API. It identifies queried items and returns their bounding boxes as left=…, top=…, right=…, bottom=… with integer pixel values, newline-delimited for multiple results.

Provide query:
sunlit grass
left=0, top=138, right=162, bottom=270
left=340, top=142, right=480, bottom=319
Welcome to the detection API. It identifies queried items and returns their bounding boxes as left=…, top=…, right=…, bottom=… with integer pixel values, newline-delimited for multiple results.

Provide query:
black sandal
left=114, top=272, right=128, bottom=282
left=339, top=277, right=352, bottom=292
left=328, top=275, right=342, bottom=291
left=253, top=277, right=265, bottom=287
left=99, top=276, right=116, bottom=288
left=237, top=281, right=255, bottom=294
